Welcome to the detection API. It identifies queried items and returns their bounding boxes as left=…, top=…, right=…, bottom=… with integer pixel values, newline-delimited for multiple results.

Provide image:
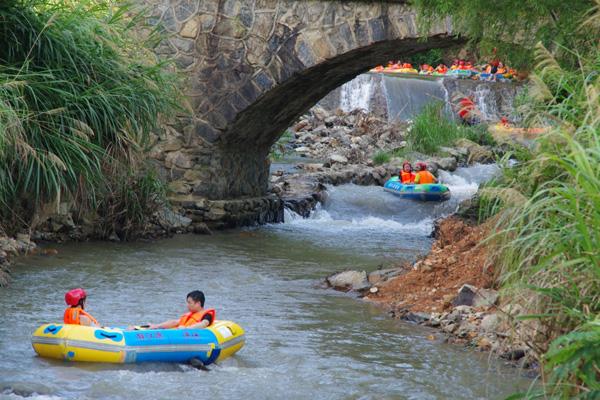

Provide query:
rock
left=155, top=207, right=192, bottom=229
left=324, top=116, right=337, bottom=127
left=501, top=349, right=526, bottom=361
left=442, top=322, right=458, bottom=334
left=453, top=284, right=499, bottom=308
left=454, top=305, right=474, bottom=314
left=192, top=222, right=212, bottom=235
left=403, top=312, right=431, bottom=324
left=165, top=151, right=194, bottom=169
left=456, top=321, right=478, bottom=338
left=367, top=267, right=403, bottom=285
left=435, top=157, right=458, bottom=171
left=477, top=337, right=492, bottom=350
left=480, top=313, right=500, bottom=332
left=294, top=146, right=311, bottom=154
left=293, top=120, right=309, bottom=131
left=454, top=138, right=494, bottom=164
left=108, top=232, right=120, bottom=242
left=326, top=270, right=369, bottom=291
left=329, top=154, right=348, bottom=165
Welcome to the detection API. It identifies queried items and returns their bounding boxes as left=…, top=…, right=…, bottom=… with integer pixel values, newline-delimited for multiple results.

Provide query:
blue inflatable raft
left=383, top=177, right=451, bottom=201
left=31, top=320, right=245, bottom=364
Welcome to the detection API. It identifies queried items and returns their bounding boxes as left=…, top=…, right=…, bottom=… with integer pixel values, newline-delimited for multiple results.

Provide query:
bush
left=489, top=42, right=600, bottom=399
left=96, top=166, right=167, bottom=240
left=0, top=0, right=178, bottom=234
left=407, top=102, right=490, bottom=154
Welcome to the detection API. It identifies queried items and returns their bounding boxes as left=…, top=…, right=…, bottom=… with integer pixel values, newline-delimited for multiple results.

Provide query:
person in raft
left=148, top=290, right=215, bottom=330
left=399, top=161, right=415, bottom=184
left=64, top=288, right=100, bottom=326
left=414, top=162, right=437, bottom=184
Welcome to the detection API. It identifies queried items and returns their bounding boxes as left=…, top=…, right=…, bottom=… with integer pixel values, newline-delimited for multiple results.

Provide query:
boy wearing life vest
left=414, top=162, right=437, bottom=184
left=399, top=161, right=415, bottom=184
left=148, top=290, right=215, bottom=330
left=63, top=288, right=99, bottom=326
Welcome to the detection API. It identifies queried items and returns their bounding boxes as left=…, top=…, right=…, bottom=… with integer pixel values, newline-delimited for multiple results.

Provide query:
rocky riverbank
left=0, top=234, right=37, bottom=287
left=270, top=107, right=496, bottom=216
left=324, top=214, right=537, bottom=369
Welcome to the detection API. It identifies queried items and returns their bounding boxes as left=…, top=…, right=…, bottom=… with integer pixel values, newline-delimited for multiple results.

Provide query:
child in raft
left=148, top=290, right=216, bottom=330
left=63, top=288, right=100, bottom=326
left=414, top=162, right=437, bottom=184
left=399, top=161, right=415, bottom=184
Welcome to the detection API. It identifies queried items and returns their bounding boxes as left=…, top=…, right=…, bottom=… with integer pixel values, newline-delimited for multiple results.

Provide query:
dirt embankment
left=366, top=216, right=496, bottom=313
left=324, top=214, right=534, bottom=366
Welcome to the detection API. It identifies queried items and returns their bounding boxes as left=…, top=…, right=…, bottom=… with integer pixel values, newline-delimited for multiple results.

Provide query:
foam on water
left=271, top=164, right=499, bottom=260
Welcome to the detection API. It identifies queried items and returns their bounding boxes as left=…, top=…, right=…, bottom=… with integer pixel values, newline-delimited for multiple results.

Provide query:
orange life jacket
left=63, top=307, right=98, bottom=326
left=415, top=171, right=436, bottom=184
left=400, top=171, right=415, bottom=184
left=177, top=308, right=216, bottom=328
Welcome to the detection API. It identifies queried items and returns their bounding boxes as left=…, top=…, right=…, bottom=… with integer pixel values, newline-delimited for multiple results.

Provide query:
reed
left=0, top=0, right=178, bottom=234
left=489, top=41, right=600, bottom=399
left=406, top=101, right=491, bottom=154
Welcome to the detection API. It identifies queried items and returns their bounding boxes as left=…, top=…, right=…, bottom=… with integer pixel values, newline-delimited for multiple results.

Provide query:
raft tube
left=383, top=177, right=451, bottom=201
left=448, top=69, right=474, bottom=79
left=31, top=320, right=245, bottom=364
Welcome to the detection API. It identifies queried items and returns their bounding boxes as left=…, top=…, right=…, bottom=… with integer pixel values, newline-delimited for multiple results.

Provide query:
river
left=0, top=164, right=531, bottom=400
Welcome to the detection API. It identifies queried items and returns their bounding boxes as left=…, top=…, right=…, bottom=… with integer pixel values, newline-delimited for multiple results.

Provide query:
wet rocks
left=289, top=107, right=408, bottom=163
left=454, top=138, right=494, bottom=164
left=0, top=234, right=37, bottom=287
left=326, top=270, right=370, bottom=292
left=325, top=267, right=405, bottom=294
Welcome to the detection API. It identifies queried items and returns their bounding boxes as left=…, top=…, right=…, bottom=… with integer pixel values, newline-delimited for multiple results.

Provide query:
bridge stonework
left=145, top=0, right=456, bottom=227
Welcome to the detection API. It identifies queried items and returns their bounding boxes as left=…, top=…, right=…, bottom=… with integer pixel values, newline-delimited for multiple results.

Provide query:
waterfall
left=473, top=84, right=500, bottom=122
left=382, top=76, right=449, bottom=121
left=339, top=74, right=373, bottom=112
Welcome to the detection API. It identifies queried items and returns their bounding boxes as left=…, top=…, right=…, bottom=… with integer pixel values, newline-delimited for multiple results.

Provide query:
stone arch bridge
left=145, top=0, right=457, bottom=226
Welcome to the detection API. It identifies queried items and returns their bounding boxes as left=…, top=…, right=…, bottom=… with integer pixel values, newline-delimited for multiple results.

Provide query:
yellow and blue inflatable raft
left=31, top=321, right=244, bottom=364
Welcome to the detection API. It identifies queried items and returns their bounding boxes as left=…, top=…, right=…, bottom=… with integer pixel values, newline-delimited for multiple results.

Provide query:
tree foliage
left=410, top=0, right=597, bottom=68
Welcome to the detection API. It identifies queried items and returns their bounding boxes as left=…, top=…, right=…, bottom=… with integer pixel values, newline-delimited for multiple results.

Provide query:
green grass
left=372, top=151, right=392, bottom=165
left=405, top=102, right=494, bottom=154
left=0, top=0, right=179, bottom=234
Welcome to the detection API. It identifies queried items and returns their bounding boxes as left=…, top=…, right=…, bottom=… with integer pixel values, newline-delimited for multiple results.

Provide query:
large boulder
left=434, top=157, right=458, bottom=171
left=326, top=270, right=370, bottom=291
left=454, top=138, right=494, bottom=164
left=329, top=154, right=349, bottom=165
left=453, top=284, right=499, bottom=308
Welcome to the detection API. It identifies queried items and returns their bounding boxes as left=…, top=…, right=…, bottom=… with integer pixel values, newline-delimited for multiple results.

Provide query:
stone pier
left=143, top=0, right=458, bottom=226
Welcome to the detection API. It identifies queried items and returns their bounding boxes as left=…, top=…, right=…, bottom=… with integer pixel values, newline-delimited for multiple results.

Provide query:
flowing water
left=336, top=74, right=517, bottom=123
left=382, top=76, right=450, bottom=122
left=0, top=165, right=531, bottom=400
left=340, top=74, right=374, bottom=112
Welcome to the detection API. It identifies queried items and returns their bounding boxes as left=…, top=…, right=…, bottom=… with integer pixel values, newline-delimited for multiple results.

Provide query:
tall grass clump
left=0, top=0, right=178, bottom=235
left=406, top=102, right=491, bottom=154
left=489, top=39, right=600, bottom=400
left=372, top=150, right=391, bottom=165
left=411, top=1, right=600, bottom=396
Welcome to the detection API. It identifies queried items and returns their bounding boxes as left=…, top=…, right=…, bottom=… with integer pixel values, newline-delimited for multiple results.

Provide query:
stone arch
left=146, top=0, right=458, bottom=200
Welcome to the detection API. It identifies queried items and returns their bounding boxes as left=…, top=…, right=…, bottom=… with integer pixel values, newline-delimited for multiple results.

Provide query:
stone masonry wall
left=144, top=0, right=457, bottom=203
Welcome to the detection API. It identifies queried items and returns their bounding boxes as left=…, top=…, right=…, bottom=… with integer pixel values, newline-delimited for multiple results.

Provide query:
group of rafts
left=32, top=289, right=245, bottom=366
left=370, top=59, right=523, bottom=82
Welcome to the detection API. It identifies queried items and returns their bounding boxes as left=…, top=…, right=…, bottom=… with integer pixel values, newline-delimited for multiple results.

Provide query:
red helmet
left=65, top=288, right=87, bottom=306
left=416, top=162, right=428, bottom=170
